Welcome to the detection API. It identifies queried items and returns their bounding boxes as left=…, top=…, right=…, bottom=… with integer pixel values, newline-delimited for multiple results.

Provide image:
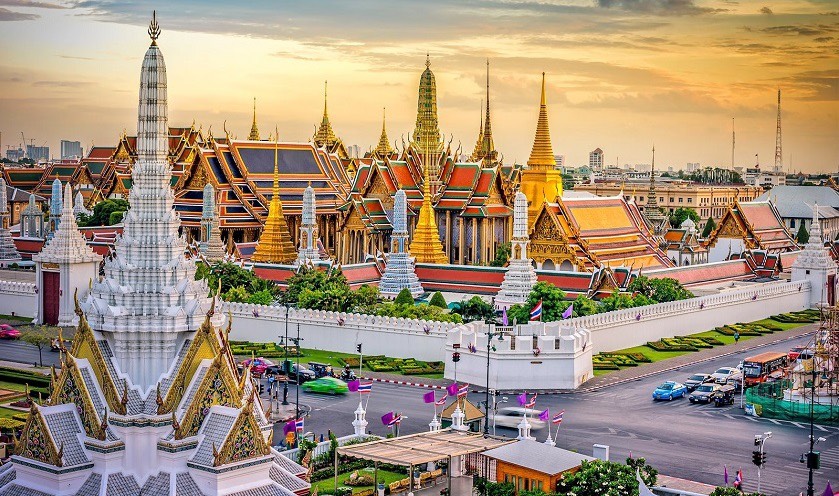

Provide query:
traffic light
left=807, top=451, right=820, bottom=470
left=357, top=344, right=362, bottom=353
left=761, top=452, right=767, bottom=467
left=452, top=352, right=461, bottom=363
left=752, top=451, right=762, bottom=467
left=259, top=384, right=265, bottom=395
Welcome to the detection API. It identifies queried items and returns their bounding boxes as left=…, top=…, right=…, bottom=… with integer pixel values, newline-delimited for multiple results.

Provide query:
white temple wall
left=223, top=303, right=457, bottom=361
left=0, top=280, right=36, bottom=318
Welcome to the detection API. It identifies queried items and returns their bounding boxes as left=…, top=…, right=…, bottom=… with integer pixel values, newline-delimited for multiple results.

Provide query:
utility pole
left=774, top=88, right=783, bottom=174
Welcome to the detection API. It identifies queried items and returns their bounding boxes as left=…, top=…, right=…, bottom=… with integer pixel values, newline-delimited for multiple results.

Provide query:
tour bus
left=742, top=352, right=789, bottom=386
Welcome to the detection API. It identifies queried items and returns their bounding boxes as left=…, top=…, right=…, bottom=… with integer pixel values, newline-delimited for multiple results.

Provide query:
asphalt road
left=273, top=333, right=833, bottom=495
left=0, top=337, right=61, bottom=368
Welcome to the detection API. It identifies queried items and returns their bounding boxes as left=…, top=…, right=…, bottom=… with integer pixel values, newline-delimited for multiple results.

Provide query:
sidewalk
left=579, top=323, right=816, bottom=392
left=0, top=359, right=50, bottom=375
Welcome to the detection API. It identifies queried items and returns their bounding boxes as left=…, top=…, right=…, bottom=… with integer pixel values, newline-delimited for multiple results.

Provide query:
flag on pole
left=552, top=410, right=564, bottom=425
left=435, top=394, right=448, bottom=406
left=358, top=381, right=373, bottom=394
left=733, top=469, right=742, bottom=489
left=423, top=391, right=436, bottom=403
left=502, top=308, right=509, bottom=326
left=447, top=383, right=459, bottom=396
left=538, top=409, right=550, bottom=422
left=295, top=418, right=304, bottom=432
left=283, top=419, right=296, bottom=435
left=823, top=481, right=833, bottom=496
left=529, top=300, right=543, bottom=321
left=517, top=392, right=528, bottom=406
left=457, top=384, right=469, bottom=398
left=381, top=412, right=395, bottom=426
left=525, top=393, right=538, bottom=408
left=347, top=380, right=360, bottom=392
left=724, top=465, right=728, bottom=486
left=562, top=304, right=574, bottom=320
left=388, top=414, right=402, bottom=426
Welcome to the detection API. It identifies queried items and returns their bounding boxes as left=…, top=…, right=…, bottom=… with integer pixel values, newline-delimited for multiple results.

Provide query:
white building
left=755, top=185, right=839, bottom=241
left=588, top=148, right=603, bottom=170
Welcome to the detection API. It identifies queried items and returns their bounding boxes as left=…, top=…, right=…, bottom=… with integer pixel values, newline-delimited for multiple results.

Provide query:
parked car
left=239, top=357, right=275, bottom=377
left=652, top=382, right=687, bottom=401
left=493, top=407, right=547, bottom=431
left=788, top=347, right=814, bottom=361
left=710, top=367, right=742, bottom=385
left=689, top=383, right=720, bottom=404
left=684, top=373, right=713, bottom=391
left=301, top=377, right=349, bottom=395
left=0, top=325, right=21, bottom=340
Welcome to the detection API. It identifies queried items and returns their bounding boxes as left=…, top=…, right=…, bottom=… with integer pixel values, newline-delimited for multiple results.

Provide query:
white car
left=711, top=366, right=742, bottom=384
left=493, top=407, right=546, bottom=430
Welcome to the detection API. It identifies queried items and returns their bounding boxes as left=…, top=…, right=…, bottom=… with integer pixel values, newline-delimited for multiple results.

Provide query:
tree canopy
left=490, top=242, right=511, bottom=267
left=555, top=457, right=657, bottom=496
left=429, top=292, right=447, bottom=308
left=669, top=207, right=700, bottom=228
left=507, top=281, right=568, bottom=323
left=78, top=198, right=129, bottom=227
left=701, top=216, right=716, bottom=238
left=453, top=296, right=495, bottom=322
left=796, top=222, right=809, bottom=244
left=627, top=276, right=693, bottom=303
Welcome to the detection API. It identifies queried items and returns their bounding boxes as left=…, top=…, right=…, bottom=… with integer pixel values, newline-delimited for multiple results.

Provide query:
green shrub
left=429, top=292, right=447, bottom=309
left=698, top=337, right=724, bottom=346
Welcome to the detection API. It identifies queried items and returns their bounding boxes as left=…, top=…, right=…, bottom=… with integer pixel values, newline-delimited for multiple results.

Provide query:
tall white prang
left=200, top=183, right=225, bottom=262
left=496, top=191, right=537, bottom=310
left=0, top=178, right=21, bottom=263
left=297, top=183, right=322, bottom=265
left=380, top=189, right=424, bottom=298
left=82, top=25, right=220, bottom=390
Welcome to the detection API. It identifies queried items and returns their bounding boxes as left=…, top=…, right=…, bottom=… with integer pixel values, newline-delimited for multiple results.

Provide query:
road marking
left=791, top=421, right=805, bottom=428
left=768, top=419, right=782, bottom=425
left=815, top=424, right=828, bottom=432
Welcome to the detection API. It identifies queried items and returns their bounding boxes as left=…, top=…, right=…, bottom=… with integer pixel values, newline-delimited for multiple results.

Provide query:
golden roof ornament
left=248, top=97, right=260, bottom=140
left=148, top=10, right=161, bottom=46
left=408, top=132, right=448, bottom=264
left=252, top=127, right=296, bottom=263
left=375, top=107, right=394, bottom=157
left=527, top=72, right=556, bottom=169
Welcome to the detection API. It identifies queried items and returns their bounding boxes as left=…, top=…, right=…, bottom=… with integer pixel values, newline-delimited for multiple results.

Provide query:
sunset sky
left=0, top=0, right=837, bottom=171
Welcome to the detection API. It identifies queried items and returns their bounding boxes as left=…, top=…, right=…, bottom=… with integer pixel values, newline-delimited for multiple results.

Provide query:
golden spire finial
left=527, top=72, right=556, bottom=169
left=426, top=52, right=430, bottom=68
left=248, top=97, right=260, bottom=141
left=252, top=125, right=296, bottom=263
left=324, top=80, right=328, bottom=116
left=375, top=107, right=394, bottom=157
left=148, top=10, right=161, bottom=45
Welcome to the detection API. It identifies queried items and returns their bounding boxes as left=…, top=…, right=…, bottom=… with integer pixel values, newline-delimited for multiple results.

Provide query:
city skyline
left=0, top=0, right=837, bottom=170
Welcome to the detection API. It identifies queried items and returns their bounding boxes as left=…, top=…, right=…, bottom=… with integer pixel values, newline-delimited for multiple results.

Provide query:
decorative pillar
left=297, top=183, right=322, bottom=265
left=516, top=415, right=534, bottom=440
left=496, top=192, right=538, bottom=310
left=451, top=403, right=467, bottom=432
left=0, top=178, right=21, bottom=264
left=353, top=401, right=368, bottom=436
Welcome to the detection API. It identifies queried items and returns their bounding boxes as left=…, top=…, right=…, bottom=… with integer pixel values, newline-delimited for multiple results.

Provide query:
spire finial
left=426, top=52, right=430, bottom=68
left=540, top=72, right=546, bottom=106
left=323, top=80, right=328, bottom=116
left=248, top=97, right=260, bottom=140
left=148, top=10, right=161, bottom=45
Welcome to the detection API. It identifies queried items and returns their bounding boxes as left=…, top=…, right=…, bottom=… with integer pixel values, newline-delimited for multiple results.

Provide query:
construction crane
left=20, top=132, right=27, bottom=159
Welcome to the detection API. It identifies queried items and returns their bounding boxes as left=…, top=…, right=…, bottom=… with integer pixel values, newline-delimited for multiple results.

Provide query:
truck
left=742, top=351, right=788, bottom=387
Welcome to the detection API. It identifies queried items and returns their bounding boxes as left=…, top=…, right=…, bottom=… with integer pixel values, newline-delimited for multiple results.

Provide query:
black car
left=684, top=373, right=713, bottom=391
left=265, top=363, right=317, bottom=384
left=689, top=383, right=720, bottom=404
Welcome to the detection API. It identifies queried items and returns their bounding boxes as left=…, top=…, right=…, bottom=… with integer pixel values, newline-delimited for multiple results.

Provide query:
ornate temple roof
left=411, top=55, right=444, bottom=156
left=374, top=108, right=394, bottom=157
left=704, top=200, right=798, bottom=254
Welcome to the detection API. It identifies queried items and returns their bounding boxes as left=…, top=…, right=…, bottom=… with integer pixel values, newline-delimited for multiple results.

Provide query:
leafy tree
left=573, top=294, right=600, bottom=316
left=223, top=286, right=250, bottom=303
left=350, top=285, right=380, bottom=313
left=247, top=289, right=274, bottom=305
left=701, top=216, right=716, bottom=238
left=283, top=265, right=349, bottom=305
left=394, top=288, right=415, bottom=306
left=21, top=326, right=57, bottom=367
left=453, top=296, right=495, bottom=322
left=627, top=276, right=693, bottom=303
left=709, top=488, right=763, bottom=496
left=796, top=222, right=809, bottom=244
left=79, top=198, right=129, bottom=227
left=490, top=242, right=511, bottom=267
left=507, top=282, right=567, bottom=323
left=562, top=173, right=575, bottom=192
left=372, top=301, right=462, bottom=323
left=108, top=210, right=125, bottom=225
left=556, top=457, right=657, bottom=496
left=474, top=478, right=516, bottom=496
left=429, top=292, right=447, bottom=309
left=669, top=207, right=700, bottom=228
left=599, top=290, right=641, bottom=312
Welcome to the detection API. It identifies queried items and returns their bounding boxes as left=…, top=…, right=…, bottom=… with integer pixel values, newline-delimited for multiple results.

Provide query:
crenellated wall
left=223, top=302, right=459, bottom=361
left=0, top=280, right=37, bottom=317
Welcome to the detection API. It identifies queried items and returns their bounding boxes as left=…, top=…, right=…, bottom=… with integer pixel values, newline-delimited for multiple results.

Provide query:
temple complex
left=380, top=189, right=424, bottom=298
left=496, top=192, right=538, bottom=309
left=0, top=16, right=309, bottom=495
left=704, top=200, right=798, bottom=262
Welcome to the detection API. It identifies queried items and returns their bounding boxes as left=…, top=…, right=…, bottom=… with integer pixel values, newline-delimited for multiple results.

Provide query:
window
left=659, top=197, right=664, bottom=202
left=790, top=219, right=796, bottom=228
left=687, top=198, right=693, bottom=203
left=678, top=198, right=683, bottom=203
left=669, top=197, right=674, bottom=202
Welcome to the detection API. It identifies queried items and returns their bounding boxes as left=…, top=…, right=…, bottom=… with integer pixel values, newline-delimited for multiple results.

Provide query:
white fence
left=279, top=433, right=380, bottom=461
left=0, top=280, right=37, bottom=318
left=223, top=303, right=458, bottom=361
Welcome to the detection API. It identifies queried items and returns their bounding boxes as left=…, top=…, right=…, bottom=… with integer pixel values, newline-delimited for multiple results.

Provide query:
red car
left=0, top=324, right=21, bottom=339
left=239, top=357, right=275, bottom=377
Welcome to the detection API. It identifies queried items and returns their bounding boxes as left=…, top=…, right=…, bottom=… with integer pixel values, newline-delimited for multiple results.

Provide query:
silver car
left=711, top=367, right=742, bottom=384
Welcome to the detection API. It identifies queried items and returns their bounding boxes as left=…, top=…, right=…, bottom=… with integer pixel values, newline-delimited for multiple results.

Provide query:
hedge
left=0, top=369, right=50, bottom=388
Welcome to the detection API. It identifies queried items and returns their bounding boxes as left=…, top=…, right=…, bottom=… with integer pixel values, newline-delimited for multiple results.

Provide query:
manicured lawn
left=311, top=467, right=405, bottom=494
left=0, top=380, right=36, bottom=393
left=0, top=407, right=23, bottom=419
left=751, top=318, right=808, bottom=331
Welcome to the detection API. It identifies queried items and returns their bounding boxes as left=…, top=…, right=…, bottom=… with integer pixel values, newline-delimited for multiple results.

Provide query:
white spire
left=513, top=191, right=528, bottom=239
left=496, top=191, right=538, bottom=310
left=380, top=189, right=423, bottom=298
left=296, top=183, right=322, bottom=265
left=34, top=183, right=98, bottom=264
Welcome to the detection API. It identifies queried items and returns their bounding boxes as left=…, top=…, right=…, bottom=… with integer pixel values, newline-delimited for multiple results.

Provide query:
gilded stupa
left=313, top=81, right=338, bottom=149
left=248, top=97, right=260, bottom=140
left=408, top=135, right=448, bottom=264
left=374, top=107, right=394, bottom=157
left=520, top=72, right=563, bottom=225
left=471, top=59, right=498, bottom=166
left=469, top=100, right=485, bottom=162
left=412, top=54, right=445, bottom=193
left=252, top=133, right=297, bottom=264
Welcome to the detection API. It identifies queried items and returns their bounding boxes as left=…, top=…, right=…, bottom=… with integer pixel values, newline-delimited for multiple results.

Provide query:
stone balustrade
left=0, top=279, right=37, bottom=317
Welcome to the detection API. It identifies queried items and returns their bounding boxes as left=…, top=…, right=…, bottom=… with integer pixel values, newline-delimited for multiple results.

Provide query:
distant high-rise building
left=60, top=140, right=83, bottom=159
left=686, top=162, right=700, bottom=173
left=554, top=154, right=565, bottom=169
left=589, top=148, right=604, bottom=170
left=25, top=145, right=49, bottom=162
left=5, top=148, right=25, bottom=162
left=346, top=144, right=361, bottom=158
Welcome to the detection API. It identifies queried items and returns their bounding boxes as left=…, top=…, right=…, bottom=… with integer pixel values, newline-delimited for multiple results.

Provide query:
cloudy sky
left=0, top=0, right=837, bottom=171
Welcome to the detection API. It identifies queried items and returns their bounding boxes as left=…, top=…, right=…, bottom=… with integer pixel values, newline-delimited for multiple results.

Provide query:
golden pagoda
left=478, top=59, right=498, bottom=166
left=409, top=136, right=448, bottom=264
left=248, top=97, right=260, bottom=141
left=251, top=131, right=296, bottom=264
left=375, top=107, right=394, bottom=157
left=313, top=81, right=338, bottom=149
left=520, top=72, right=563, bottom=226
left=412, top=54, right=444, bottom=157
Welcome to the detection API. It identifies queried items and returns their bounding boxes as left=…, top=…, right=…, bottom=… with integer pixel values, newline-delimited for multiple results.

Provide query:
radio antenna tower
left=774, top=88, right=782, bottom=174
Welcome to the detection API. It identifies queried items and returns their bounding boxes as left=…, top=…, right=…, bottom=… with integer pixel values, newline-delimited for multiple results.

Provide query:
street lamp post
left=282, top=302, right=291, bottom=406
left=802, top=365, right=826, bottom=496
left=295, top=322, right=301, bottom=422
left=483, top=324, right=503, bottom=436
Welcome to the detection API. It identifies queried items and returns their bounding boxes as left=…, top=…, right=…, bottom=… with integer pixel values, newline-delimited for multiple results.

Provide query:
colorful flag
left=423, top=391, right=436, bottom=403
left=457, top=384, right=469, bottom=398
left=347, top=380, right=360, bottom=392
left=283, top=419, right=295, bottom=435
left=538, top=409, right=550, bottom=422
left=502, top=308, right=508, bottom=326
left=552, top=410, right=564, bottom=425
left=388, top=413, right=402, bottom=426
left=295, top=418, right=304, bottom=432
left=824, top=481, right=834, bottom=496
left=733, top=469, right=742, bottom=489
left=447, top=383, right=459, bottom=396
left=562, top=304, right=574, bottom=320
left=529, top=300, right=543, bottom=321
left=435, top=394, right=448, bottom=406
left=525, top=393, right=538, bottom=408
left=358, top=381, right=372, bottom=394
left=517, top=392, right=528, bottom=406
left=381, top=412, right=395, bottom=426
left=724, top=465, right=728, bottom=485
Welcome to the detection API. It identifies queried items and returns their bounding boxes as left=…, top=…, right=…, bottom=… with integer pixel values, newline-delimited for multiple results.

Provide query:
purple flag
left=423, top=391, right=435, bottom=403
left=502, top=308, right=508, bottom=326
left=447, top=383, right=458, bottom=397
left=381, top=412, right=395, bottom=426
left=517, top=392, right=527, bottom=406
left=562, top=304, right=574, bottom=320
left=347, top=380, right=360, bottom=392
left=724, top=465, right=728, bottom=485
left=824, top=481, right=834, bottom=496
left=283, top=419, right=295, bottom=435
left=538, top=409, right=549, bottom=422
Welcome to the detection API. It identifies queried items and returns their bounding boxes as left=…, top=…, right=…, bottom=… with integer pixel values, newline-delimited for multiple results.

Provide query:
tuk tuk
left=308, top=362, right=333, bottom=378
left=714, top=384, right=736, bottom=407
